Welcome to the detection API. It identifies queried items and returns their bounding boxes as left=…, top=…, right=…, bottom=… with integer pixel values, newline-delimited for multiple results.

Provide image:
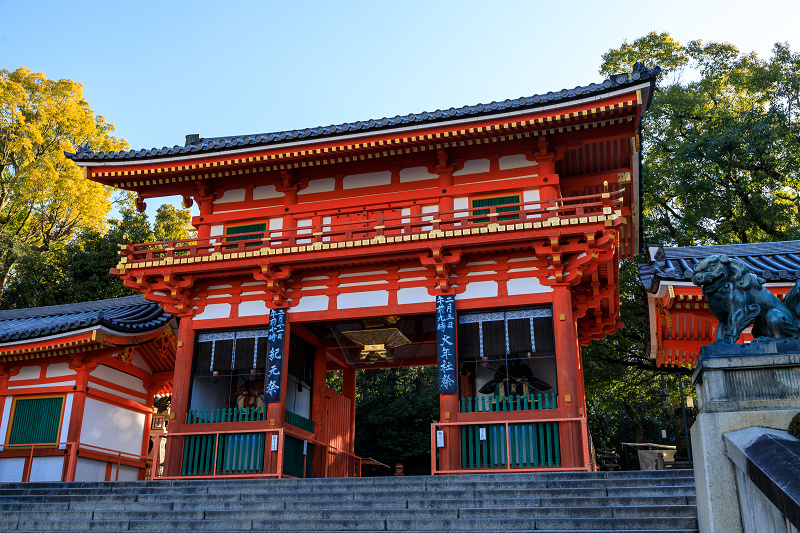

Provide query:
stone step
left=0, top=470, right=696, bottom=491
left=0, top=470, right=698, bottom=532
left=4, top=516, right=700, bottom=532
left=0, top=476, right=695, bottom=497
left=0, top=494, right=697, bottom=513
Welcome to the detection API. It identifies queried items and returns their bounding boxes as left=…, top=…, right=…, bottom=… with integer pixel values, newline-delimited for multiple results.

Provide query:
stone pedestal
left=692, top=343, right=800, bottom=533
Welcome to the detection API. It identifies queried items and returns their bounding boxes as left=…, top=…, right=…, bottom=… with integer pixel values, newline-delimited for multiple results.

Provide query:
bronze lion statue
left=691, top=254, right=800, bottom=344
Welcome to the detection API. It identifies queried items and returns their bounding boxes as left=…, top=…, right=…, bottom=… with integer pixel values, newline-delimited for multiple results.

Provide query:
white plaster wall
left=239, top=300, right=269, bottom=317
left=453, top=159, right=490, bottom=176
left=214, top=189, right=246, bottom=204
left=9, top=366, right=39, bottom=381
left=253, top=184, right=283, bottom=200
left=0, top=457, right=24, bottom=482
left=269, top=218, right=283, bottom=230
left=92, top=366, right=146, bottom=394
left=8, top=381, right=73, bottom=390
left=210, top=225, right=224, bottom=237
left=337, top=290, right=389, bottom=309
left=74, top=457, right=107, bottom=482
left=399, top=167, right=435, bottom=183
left=131, top=352, right=152, bottom=373
left=194, top=303, right=232, bottom=320
left=507, top=277, right=553, bottom=295
left=299, top=178, right=335, bottom=195
left=454, top=197, right=469, bottom=217
left=0, top=398, right=11, bottom=443
left=499, top=154, right=538, bottom=170
left=30, top=456, right=64, bottom=481
left=343, top=171, right=391, bottom=190
left=79, top=398, right=146, bottom=456
left=286, top=377, right=312, bottom=419
left=290, top=295, right=329, bottom=314
left=523, top=189, right=541, bottom=203
left=60, top=393, right=73, bottom=448
left=397, top=287, right=436, bottom=305
left=111, top=463, right=140, bottom=482
left=46, top=363, right=76, bottom=378
left=456, top=281, right=499, bottom=300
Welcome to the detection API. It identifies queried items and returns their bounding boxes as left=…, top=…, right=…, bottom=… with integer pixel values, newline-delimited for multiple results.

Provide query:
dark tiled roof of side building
left=640, top=240, right=800, bottom=293
left=65, top=63, right=660, bottom=163
left=0, top=295, right=173, bottom=343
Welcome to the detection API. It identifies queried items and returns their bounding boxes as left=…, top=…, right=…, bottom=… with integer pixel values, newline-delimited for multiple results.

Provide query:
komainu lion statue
left=691, top=254, right=800, bottom=344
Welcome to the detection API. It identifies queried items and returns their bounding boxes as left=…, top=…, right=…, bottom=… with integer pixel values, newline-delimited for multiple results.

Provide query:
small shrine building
left=57, top=64, right=658, bottom=478
left=0, top=296, right=175, bottom=482
left=640, top=241, right=800, bottom=368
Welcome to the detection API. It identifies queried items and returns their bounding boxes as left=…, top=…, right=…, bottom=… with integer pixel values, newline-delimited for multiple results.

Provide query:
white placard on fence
left=436, top=430, right=445, bottom=448
left=271, top=435, right=278, bottom=451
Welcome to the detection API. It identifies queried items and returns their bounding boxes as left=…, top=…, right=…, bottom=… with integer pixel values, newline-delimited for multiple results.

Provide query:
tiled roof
left=0, top=295, right=173, bottom=343
left=639, top=241, right=800, bottom=293
left=65, top=63, right=660, bottom=163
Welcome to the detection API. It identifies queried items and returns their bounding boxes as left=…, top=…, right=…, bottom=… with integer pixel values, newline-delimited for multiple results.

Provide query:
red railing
left=119, top=188, right=624, bottom=265
left=151, top=428, right=363, bottom=480
left=431, top=416, right=590, bottom=475
left=0, top=441, right=151, bottom=482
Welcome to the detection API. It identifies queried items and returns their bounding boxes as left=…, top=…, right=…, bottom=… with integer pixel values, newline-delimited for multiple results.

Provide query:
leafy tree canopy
left=601, top=33, right=800, bottom=246
left=0, top=67, right=127, bottom=299
left=0, top=193, right=192, bottom=309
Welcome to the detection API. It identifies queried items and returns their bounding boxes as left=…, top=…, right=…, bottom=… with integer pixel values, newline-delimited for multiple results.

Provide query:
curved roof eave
left=66, top=64, right=660, bottom=167
left=639, top=240, right=800, bottom=293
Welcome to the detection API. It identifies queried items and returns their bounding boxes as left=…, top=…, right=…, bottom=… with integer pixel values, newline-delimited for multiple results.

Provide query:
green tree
left=0, top=193, right=192, bottom=308
left=600, top=33, right=800, bottom=246
left=354, top=366, right=439, bottom=475
left=0, top=67, right=127, bottom=301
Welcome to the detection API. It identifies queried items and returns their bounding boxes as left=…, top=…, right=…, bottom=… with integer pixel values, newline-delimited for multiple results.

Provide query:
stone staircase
left=0, top=470, right=697, bottom=532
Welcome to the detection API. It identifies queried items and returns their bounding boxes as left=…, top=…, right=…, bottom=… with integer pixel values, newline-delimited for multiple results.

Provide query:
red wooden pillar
left=66, top=361, right=99, bottom=444
left=265, top=316, right=291, bottom=476
left=64, top=359, right=99, bottom=481
left=164, top=317, right=194, bottom=476
left=551, top=284, right=587, bottom=467
left=535, top=142, right=562, bottom=203
left=310, top=345, right=328, bottom=477
left=342, top=366, right=356, bottom=455
left=0, top=367, right=18, bottom=431
left=438, top=394, right=460, bottom=472
left=194, top=191, right=215, bottom=241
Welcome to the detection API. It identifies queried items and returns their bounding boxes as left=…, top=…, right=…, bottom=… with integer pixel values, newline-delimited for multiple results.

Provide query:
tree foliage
left=601, top=33, right=800, bottom=246
left=354, top=366, right=438, bottom=476
left=0, top=68, right=127, bottom=299
left=0, top=193, right=192, bottom=309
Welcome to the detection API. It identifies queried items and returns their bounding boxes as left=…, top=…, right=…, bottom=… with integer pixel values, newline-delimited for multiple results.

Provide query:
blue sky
left=2, top=0, right=798, bottom=219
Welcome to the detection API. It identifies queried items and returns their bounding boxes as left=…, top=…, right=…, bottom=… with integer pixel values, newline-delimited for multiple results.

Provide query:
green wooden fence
left=461, top=392, right=558, bottom=413
left=181, top=432, right=265, bottom=476
left=285, top=411, right=314, bottom=432
left=460, top=421, right=561, bottom=469
left=283, top=436, right=313, bottom=478
left=187, top=406, right=268, bottom=424
left=459, top=393, right=560, bottom=469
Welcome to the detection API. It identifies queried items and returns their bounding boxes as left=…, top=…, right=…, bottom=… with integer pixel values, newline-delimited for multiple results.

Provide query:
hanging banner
left=264, top=308, right=287, bottom=404
left=436, top=294, right=457, bottom=394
